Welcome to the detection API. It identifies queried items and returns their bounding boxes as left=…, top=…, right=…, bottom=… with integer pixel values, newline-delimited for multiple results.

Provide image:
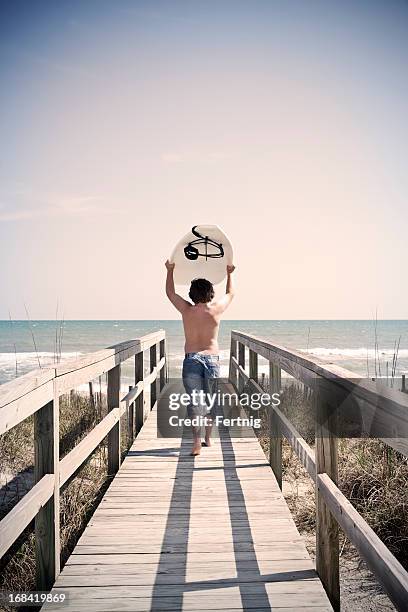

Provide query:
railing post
left=269, top=362, right=282, bottom=490
left=107, top=364, right=121, bottom=476
left=127, top=385, right=134, bottom=444
left=229, top=335, right=237, bottom=389
left=34, top=380, right=60, bottom=591
left=315, top=392, right=340, bottom=611
left=150, top=343, right=157, bottom=409
left=135, top=351, right=144, bottom=433
left=249, top=349, right=258, bottom=383
left=238, top=342, right=245, bottom=393
left=159, top=338, right=166, bottom=391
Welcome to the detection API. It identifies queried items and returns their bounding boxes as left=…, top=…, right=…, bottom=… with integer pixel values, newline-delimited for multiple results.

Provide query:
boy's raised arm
left=165, top=260, right=190, bottom=313
left=214, top=265, right=235, bottom=313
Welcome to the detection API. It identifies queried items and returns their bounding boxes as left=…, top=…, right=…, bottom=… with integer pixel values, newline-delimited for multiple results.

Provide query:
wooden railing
left=0, top=330, right=166, bottom=590
left=229, top=330, right=408, bottom=612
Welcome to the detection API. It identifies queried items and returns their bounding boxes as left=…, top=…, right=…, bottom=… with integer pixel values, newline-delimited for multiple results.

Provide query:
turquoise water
left=0, top=320, right=407, bottom=386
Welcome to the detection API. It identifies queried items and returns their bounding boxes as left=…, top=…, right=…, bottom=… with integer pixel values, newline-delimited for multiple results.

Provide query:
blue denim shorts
left=182, top=353, right=220, bottom=418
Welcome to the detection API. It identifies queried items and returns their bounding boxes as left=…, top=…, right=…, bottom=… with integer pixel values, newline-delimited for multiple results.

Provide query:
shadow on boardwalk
left=150, top=413, right=314, bottom=611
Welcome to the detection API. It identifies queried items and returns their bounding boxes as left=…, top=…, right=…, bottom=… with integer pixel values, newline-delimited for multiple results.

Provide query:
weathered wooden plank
left=0, top=369, right=54, bottom=434
left=238, top=341, right=246, bottom=393
left=43, top=586, right=330, bottom=610
left=44, top=601, right=330, bottom=612
left=0, top=474, right=54, bottom=557
left=97, top=499, right=284, bottom=508
left=159, top=339, right=166, bottom=391
left=315, top=397, right=339, bottom=611
left=44, top=604, right=328, bottom=612
left=54, top=565, right=319, bottom=586
left=66, top=547, right=311, bottom=564
left=274, top=404, right=316, bottom=480
left=142, top=356, right=165, bottom=388
left=72, top=540, right=305, bottom=555
left=249, top=348, right=258, bottom=383
left=231, top=355, right=249, bottom=386
left=62, top=558, right=313, bottom=574
left=229, top=335, right=238, bottom=389
left=34, top=389, right=60, bottom=591
left=134, top=351, right=144, bottom=433
left=120, top=382, right=143, bottom=406
left=60, top=409, right=120, bottom=486
left=269, top=362, right=282, bottom=489
left=107, top=365, right=121, bottom=476
left=149, top=344, right=157, bottom=409
left=49, top=586, right=330, bottom=601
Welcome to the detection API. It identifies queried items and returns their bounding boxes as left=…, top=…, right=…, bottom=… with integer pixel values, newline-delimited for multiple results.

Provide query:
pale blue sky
left=1, top=0, right=407, bottom=319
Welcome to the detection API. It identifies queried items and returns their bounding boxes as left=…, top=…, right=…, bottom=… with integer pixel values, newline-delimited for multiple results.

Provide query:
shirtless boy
left=165, top=261, right=235, bottom=455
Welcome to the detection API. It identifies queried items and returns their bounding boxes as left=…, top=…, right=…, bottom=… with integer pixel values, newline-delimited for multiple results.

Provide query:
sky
left=0, top=0, right=407, bottom=320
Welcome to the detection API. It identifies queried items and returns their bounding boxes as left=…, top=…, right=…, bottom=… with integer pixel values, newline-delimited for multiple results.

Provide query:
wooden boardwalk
left=3, top=329, right=408, bottom=610
left=43, top=383, right=331, bottom=611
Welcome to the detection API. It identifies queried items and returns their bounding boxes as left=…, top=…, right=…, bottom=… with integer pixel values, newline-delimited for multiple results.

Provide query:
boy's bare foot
left=191, top=442, right=201, bottom=456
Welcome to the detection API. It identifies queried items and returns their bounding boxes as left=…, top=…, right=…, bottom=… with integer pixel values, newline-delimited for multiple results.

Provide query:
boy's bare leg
left=191, top=426, right=201, bottom=455
left=204, top=417, right=213, bottom=446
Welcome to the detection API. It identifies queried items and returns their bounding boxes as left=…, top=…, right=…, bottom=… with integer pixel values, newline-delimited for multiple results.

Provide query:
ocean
left=0, top=320, right=407, bottom=388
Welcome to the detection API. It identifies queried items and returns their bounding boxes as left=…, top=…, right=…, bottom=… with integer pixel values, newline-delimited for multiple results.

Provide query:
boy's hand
left=165, top=260, right=175, bottom=271
left=227, top=264, right=235, bottom=274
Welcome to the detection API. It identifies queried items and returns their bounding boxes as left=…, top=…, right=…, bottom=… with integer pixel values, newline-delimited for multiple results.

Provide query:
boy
left=165, top=261, right=235, bottom=455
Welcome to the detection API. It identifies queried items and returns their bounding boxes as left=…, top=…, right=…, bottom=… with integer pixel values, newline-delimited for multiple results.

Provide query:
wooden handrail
left=230, top=356, right=317, bottom=479
left=0, top=370, right=55, bottom=436
left=228, top=330, right=408, bottom=612
left=231, top=355, right=249, bottom=384
left=232, top=330, right=408, bottom=456
left=59, top=408, right=121, bottom=487
left=55, top=332, right=165, bottom=394
left=0, top=475, right=54, bottom=558
left=318, top=473, right=408, bottom=611
left=0, top=330, right=165, bottom=435
left=120, top=356, right=166, bottom=406
left=274, top=404, right=316, bottom=480
left=0, top=329, right=167, bottom=592
left=121, top=381, right=144, bottom=405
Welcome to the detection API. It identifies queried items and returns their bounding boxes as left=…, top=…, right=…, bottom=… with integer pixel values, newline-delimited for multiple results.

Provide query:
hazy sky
left=1, top=0, right=407, bottom=319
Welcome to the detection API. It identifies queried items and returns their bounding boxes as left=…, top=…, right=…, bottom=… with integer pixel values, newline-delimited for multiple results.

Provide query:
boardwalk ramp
left=43, top=382, right=331, bottom=611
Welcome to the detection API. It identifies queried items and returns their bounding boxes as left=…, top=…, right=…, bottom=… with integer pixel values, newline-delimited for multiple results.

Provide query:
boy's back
left=181, top=303, right=221, bottom=354
left=165, top=262, right=235, bottom=349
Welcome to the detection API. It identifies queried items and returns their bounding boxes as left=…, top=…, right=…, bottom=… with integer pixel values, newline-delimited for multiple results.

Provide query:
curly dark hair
left=189, top=278, right=214, bottom=304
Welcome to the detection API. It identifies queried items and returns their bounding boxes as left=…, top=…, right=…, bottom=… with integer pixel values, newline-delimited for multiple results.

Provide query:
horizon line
left=1, top=319, right=408, bottom=323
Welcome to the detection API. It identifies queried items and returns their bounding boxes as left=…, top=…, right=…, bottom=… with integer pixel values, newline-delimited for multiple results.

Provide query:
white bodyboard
left=169, top=225, right=233, bottom=286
